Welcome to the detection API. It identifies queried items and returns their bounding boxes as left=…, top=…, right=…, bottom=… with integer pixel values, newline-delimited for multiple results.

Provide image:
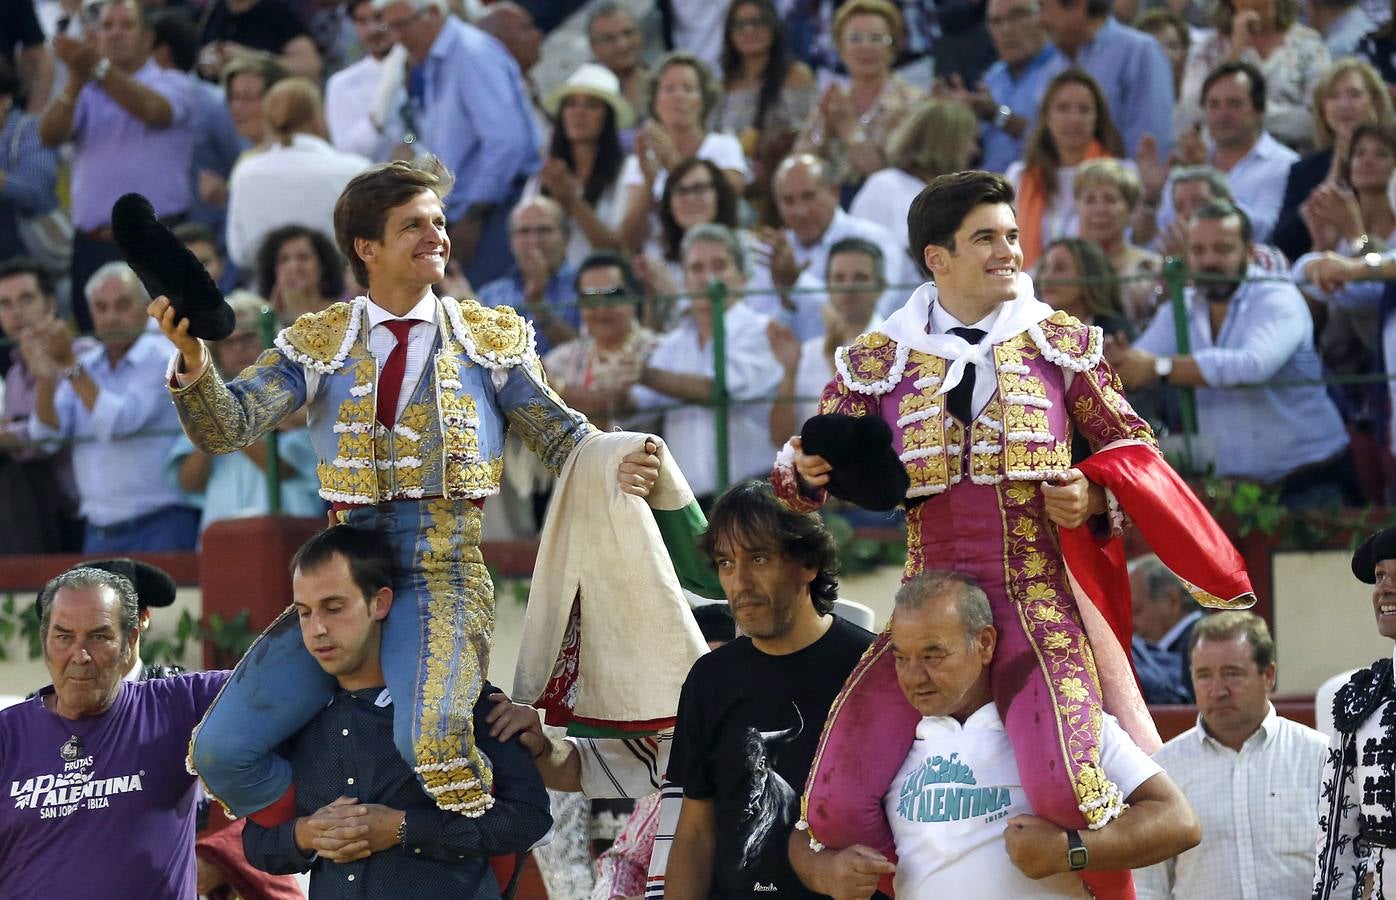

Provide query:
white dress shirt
left=1156, top=132, right=1299, bottom=245
left=1135, top=705, right=1328, bottom=900
left=325, top=51, right=397, bottom=161
left=364, top=292, right=439, bottom=423
left=886, top=704, right=1160, bottom=899
left=928, top=298, right=1001, bottom=420
left=630, top=300, right=784, bottom=496
left=225, top=133, right=372, bottom=268
left=786, top=207, right=922, bottom=319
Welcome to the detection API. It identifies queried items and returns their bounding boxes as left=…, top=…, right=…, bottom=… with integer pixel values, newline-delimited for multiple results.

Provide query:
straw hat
left=543, top=63, right=635, bottom=129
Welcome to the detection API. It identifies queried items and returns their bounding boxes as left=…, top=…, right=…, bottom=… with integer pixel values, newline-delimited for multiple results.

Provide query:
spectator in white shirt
left=768, top=236, right=886, bottom=448
left=790, top=571, right=1200, bottom=900
left=1135, top=611, right=1328, bottom=900
left=1148, top=61, right=1299, bottom=245
left=631, top=223, right=789, bottom=503
left=225, top=76, right=371, bottom=269
left=324, top=0, right=402, bottom=161
left=773, top=153, right=920, bottom=318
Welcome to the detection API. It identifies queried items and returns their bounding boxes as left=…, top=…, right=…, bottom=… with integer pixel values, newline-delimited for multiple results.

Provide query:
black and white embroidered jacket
left=1315, top=656, right=1396, bottom=899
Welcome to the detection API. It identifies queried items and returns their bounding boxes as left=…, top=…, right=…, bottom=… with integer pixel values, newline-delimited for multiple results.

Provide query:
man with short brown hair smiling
left=0, top=567, right=228, bottom=897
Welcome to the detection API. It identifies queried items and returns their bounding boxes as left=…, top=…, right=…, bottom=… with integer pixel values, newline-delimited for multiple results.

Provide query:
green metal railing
left=3, top=263, right=1387, bottom=505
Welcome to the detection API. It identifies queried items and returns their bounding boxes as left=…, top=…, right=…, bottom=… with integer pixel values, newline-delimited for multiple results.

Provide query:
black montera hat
left=1353, top=527, right=1396, bottom=584
left=800, top=413, right=910, bottom=512
left=35, top=558, right=178, bottom=621
left=112, top=193, right=235, bottom=340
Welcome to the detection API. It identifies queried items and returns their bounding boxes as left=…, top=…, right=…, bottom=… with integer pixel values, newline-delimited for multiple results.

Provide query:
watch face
left=1068, top=846, right=1088, bottom=870
left=1367, top=252, right=1384, bottom=268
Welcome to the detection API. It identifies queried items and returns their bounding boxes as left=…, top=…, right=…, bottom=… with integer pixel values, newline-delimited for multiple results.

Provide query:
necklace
left=45, top=693, right=104, bottom=763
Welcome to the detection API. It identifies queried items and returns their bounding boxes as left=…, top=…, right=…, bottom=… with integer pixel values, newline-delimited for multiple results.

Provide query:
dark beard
left=1195, top=268, right=1242, bottom=303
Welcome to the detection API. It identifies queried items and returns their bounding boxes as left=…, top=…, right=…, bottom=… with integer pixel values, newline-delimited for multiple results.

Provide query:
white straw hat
left=543, top=62, right=636, bottom=129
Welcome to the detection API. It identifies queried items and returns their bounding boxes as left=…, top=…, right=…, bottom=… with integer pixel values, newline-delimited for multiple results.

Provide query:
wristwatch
left=92, top=57, right=112, bottom=82
left=62, top=361, right=84, bottom=382
left=992, top=104, right=1013, bottom=130
left=1153, top=355, right=1173, bottom=383
left=1366, top=251, right=1384, bottom=273
left=396, top=813, right=407, bottom=848
left=1066, top=829, right=1088, bottom=871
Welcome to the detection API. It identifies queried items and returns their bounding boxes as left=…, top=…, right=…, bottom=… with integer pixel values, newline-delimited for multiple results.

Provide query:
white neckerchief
left=879, top=274, right=1054, bottom=399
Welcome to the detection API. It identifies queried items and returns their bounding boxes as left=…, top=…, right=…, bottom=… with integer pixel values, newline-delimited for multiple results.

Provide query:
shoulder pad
left=1029, top=310, right=1103, bottom=373
left=274, top=300, right=361, bottom=375
left=834, top=332, right=909, bottom=396
left=1334, top=657, right=1394, bottom=733
left=443, top=296, right=536, bottom=369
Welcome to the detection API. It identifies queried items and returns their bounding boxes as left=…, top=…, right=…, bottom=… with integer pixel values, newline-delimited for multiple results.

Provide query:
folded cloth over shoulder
left=514, top=432, right=711, bottom=736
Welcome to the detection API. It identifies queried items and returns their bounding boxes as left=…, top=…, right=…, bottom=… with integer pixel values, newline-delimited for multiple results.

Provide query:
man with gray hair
left=477, top=195, right=581, bottom=355
left=0, top=567, right=228, bottom=897
left=1133, top=165, right=1289, bottom=273
left=1130, top=554, right=1202, bottom=704
left=1135, top=611, right=1328, bottom=900
left=773, top=154, right=919, bottom=318
left=791, top=571, right=1200, bottom=899
left=26, top=262, right=199, bottom=551
left=586, top=2, right=647, bottom=136
left=631, top=223, right=789, bottom=504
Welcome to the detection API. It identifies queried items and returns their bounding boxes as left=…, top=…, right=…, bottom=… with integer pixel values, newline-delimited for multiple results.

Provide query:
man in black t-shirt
left=665, top=480, right=876, bottom=899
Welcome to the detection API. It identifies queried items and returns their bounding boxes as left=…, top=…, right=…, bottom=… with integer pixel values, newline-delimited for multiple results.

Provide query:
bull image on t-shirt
left=737, top=706, right=804, bottom=870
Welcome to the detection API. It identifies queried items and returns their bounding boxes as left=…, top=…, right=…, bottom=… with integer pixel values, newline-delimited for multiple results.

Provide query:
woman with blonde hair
left=1274, top=58, right=1394, bottom=259
left=1007, top=68, right=1127, bottom=269
left=848, top=98, right=979, bottom=256
left=224, top=77, right=370, bottom=270
left=1074, top=158, right=1162, bottom=330
left=617, top=51, right=750, bottom=253
left=795, top=0, right=923, bottom=200
left=1178, top=0, right=1329, bottom=151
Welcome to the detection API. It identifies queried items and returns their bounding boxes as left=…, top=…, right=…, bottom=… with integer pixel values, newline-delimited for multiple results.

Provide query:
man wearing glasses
left=373, top=0, right=542, bottom=287
left=478, top=196, right=580, bottom=356
left=938, top=0, right=1054, bottom=173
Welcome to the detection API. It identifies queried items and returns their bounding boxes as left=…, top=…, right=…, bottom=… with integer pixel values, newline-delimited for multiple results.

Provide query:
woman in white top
left=768, top=236, right=886, bottom=447
left=1006, top=68, right=1127, bottom=270
left=225, top=76, right=370, bottom=270
left=850, top=99, right=980, bottom=264
left=640, top=157, right=826, bottom=338
left=529, top=63, right=634, bottom=269
left=618, top=51, right=751, bottom=253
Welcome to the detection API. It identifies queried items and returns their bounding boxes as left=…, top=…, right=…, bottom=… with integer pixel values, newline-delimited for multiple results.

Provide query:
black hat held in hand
left=800, top=413, right=910, bottom=512
left=1353, top=527, right=1396, bottom=584
left=112, top=193, right=235, bottom=340
left=35, top=558, right=178, bottom=621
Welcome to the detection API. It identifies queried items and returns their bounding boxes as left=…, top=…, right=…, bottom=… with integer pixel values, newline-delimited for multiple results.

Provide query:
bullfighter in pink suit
left=773, top=172, right=1254, bottom=899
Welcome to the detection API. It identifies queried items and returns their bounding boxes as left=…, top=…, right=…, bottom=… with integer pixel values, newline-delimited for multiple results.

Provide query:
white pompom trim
left=275, top=297, right=366, bottom=375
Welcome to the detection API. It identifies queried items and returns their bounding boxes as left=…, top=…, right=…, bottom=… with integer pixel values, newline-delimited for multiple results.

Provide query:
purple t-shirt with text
left=0, top=672, right=228, bottom=898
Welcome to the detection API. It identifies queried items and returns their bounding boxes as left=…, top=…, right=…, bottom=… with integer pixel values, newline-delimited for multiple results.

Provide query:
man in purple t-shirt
left=0, top=566, right=228, bottom=898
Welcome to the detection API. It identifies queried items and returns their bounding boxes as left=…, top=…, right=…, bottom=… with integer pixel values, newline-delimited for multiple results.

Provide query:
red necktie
left=376, top=319, right=416, bottom=428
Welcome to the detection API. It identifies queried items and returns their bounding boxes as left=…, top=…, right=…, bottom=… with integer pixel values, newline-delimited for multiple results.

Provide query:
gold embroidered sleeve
left=1066, top=360, right=1158, bottom=452
left=498, top=352, right=597, bottom=476
left=169, top=347, right=308, bottom=455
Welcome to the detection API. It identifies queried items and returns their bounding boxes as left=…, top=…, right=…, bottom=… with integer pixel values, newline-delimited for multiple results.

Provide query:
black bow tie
left=947, top=327, right=987, bottom=425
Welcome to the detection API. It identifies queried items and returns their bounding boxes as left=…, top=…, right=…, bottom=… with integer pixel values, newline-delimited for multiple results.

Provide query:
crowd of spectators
left=2, top=0, right=1395, bottom=548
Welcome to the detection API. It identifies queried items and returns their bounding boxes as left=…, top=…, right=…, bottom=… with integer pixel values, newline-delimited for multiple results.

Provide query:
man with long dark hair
left=664, top=480, right=876, bottom=899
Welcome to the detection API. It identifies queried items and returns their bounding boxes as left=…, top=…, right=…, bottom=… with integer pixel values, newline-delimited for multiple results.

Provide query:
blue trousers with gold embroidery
left=190, top=499, right=497, bottom=817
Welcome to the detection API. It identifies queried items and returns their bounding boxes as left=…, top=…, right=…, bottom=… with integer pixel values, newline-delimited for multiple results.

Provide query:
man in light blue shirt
left=1037, top=0, right=1175, bottom=157
left=977, top=0, right=1056, bottom=173
left=1151, top=62, right=1298, bottom=245
left=476, top=196, right=581, bottom=357
left=27, top=262, right=199, bottom=551
left=1108, top=201, right=1357, bottom=508
left=374, top=0, right=541, bottom=286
